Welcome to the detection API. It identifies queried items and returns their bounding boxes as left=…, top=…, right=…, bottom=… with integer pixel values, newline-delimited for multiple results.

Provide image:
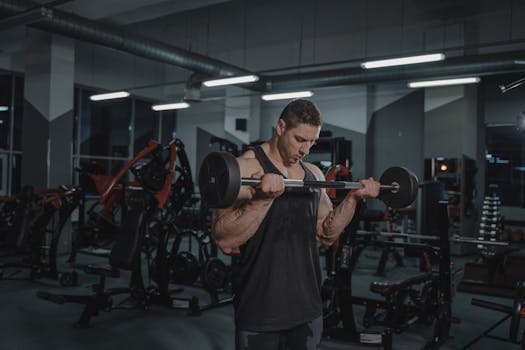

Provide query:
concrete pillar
left=21, top=30, right=75, bottom=189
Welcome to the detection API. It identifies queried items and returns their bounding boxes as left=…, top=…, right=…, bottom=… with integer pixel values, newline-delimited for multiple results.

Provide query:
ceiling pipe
left=0, top=0, right=254, bottom=79
left=0, top=5, right=51, bottom=31
left=265, top=51, right=525, bottom=91
left=2, top=1, right=525, bottom=93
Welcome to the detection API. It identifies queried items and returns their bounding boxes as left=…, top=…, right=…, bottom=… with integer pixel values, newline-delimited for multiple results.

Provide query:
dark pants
left=236, top=316, right=323, bottom=350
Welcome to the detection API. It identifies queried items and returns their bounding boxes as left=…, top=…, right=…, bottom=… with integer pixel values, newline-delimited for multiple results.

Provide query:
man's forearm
left=212, top=198, right=273, bottom=253
left=319, top=196, right=358, bottom=243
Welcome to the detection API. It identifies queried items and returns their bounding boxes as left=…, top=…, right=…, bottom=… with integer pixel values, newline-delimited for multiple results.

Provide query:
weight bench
left=37, top=188, right=148, bottom=327
left=370, top=273, right=432, bottom=297
left=363, top=273, right=435, bottom=332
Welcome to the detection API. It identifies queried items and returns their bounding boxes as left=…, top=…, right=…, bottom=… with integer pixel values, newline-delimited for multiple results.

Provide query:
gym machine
left=0, top=185, right=82, bottom=286
left=37, top=140, right=180, bottom=326
left=321, top=200, right=453, bottom=350
left=147, top=139, right=232, bottom=315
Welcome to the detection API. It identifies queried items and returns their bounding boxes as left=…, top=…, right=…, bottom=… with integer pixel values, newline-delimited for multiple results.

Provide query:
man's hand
left=348, top=177, right=380, bottom=200
left=249, top=172, right=285, bottom=200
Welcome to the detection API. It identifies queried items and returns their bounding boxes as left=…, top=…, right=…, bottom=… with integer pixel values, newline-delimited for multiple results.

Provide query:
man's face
left=276, top=119, right=321, bottom=165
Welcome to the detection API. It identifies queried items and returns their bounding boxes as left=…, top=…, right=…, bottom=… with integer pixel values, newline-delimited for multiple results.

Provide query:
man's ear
left=277, top=119, right=286, bottom=136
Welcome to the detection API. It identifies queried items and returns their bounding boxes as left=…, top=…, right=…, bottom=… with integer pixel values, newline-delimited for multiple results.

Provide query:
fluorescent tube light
left=152, top=102, right=190, bottom=111
left=0, top=106, right=8, bottom=112
left=361, top=53, right=445, bottom=69
left=408, top=77, right=480, bottom=88
left=203, top=75, right=259, bottom=87
left=261, top=91, right=314, bottom=101
left=90, top=91, right=130, bottom=101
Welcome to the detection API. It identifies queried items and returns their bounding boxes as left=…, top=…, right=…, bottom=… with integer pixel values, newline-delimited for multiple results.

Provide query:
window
left=72, top=87, right=177, bottom=186
left=485, top=125, right=525, bottom=207
left=134, top=99, right=159, bottom=151
left=80, top=89, right=131, bottom=157
left=0, top=74, right=12, bottom=150
left=161, top=110, right=177, bottom=144
left=0, top=71, right=23, bottom=195
left=13, top=76, right=23, bottom=151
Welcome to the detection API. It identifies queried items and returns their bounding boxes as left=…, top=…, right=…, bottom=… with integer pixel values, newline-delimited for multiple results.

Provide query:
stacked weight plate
left=477, top=196, right=502, bottom=255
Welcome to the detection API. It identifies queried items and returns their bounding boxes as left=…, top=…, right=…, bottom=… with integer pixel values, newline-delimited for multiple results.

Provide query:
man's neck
left=264, top=137, right=294, bottom=169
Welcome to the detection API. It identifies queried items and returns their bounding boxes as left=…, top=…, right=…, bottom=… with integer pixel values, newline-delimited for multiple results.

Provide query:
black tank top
left=232, top=145, right=323, bottom=331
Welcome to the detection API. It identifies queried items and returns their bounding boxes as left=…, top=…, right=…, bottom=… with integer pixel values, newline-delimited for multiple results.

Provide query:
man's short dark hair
left=279, top=99, right=322, bottom=128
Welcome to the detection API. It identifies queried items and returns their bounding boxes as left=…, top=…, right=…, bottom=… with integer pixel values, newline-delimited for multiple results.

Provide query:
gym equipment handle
left=241, top=178, right=399, bottom=191
left=471, top=298, right=513, bottom=314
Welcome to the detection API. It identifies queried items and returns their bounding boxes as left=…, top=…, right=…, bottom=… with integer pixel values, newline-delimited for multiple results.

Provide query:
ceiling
left=36, top=0, right=232, bottom=23
left=2, top=0, right=525, bottom=102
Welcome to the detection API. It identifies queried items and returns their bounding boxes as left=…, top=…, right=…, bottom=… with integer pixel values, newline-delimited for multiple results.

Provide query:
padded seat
left=370, top=273, right=431, bottom=297
left=78, top=264, right=120, bottom=278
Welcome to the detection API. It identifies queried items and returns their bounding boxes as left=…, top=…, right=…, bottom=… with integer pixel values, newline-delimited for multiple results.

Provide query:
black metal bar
left=471, top=298, right=514, bottom=314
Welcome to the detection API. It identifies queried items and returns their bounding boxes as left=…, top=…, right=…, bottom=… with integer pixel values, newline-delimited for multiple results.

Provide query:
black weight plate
left=201, top=257, right=228, bottom=292
left=199, top=152, right=241, bottom=208
left=170, top=251, right=201, bottom=285
left=379, top=166, right=419, bottom=208
left=58, top=271, right=78, bottom=287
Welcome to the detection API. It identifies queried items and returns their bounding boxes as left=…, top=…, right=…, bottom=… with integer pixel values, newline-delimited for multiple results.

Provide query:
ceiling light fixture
left=151, top=102, right=190, bottom=111
left=408, top=77, right=480, bottom=88
left=361, top=53, right=445, bottom=69
left=0, top=106, right=8, bottom=112
left=499, top=77, right=525, bottom=93
left=89, top=91, right=130, bottom=101
left=203, top=75, right=259, bottom=87
left=261, top=91, right=314, bottom=101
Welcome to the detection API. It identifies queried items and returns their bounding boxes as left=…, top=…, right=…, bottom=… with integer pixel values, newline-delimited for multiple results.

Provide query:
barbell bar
left=356, top=230, right=509, bottom=247
left=242, top=178, right=400, bottom=191
left=199, top=152, right=419, bottom=209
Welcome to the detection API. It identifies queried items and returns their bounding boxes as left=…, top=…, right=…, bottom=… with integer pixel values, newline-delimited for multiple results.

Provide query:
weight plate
left=58, top=271, right=78, bottom=287
left=201, top=257, right=228, bottom=292
left=170, top=251, right=201, bottom=285
left=199, top=152, right=241, bottom=208
left=379, top=166, right=419, bottom=208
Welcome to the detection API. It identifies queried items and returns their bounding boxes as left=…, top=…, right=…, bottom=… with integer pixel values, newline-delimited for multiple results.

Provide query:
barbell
left=198, top=152, right=419, bottom=209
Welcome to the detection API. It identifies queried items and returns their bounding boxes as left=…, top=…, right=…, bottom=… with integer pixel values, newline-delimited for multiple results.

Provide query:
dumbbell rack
left=477, top=196, right=503, bottom=256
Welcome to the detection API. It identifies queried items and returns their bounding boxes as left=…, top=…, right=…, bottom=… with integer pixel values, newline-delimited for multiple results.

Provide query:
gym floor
left=0, top=251, right=520, bottom=350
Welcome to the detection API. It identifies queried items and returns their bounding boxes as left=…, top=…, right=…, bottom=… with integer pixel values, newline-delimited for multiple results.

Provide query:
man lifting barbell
left=199, top=99, right=418, bottom=350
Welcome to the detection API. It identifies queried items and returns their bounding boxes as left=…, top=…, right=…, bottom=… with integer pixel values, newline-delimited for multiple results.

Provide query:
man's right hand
left=249, top=172, right=285, bottom=200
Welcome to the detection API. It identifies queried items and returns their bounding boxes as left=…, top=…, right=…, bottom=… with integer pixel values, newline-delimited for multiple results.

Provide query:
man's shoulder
left=239, top=148, right=256, bottom=160
left=302, top=161, right=324, bottom=180
left=237, top=149, right=262, bottom=175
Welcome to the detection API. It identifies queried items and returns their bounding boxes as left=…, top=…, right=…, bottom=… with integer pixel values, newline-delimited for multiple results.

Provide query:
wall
left=176, top=101, right=225, bottom=191
left=368, top=90, right=425, bottom=191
